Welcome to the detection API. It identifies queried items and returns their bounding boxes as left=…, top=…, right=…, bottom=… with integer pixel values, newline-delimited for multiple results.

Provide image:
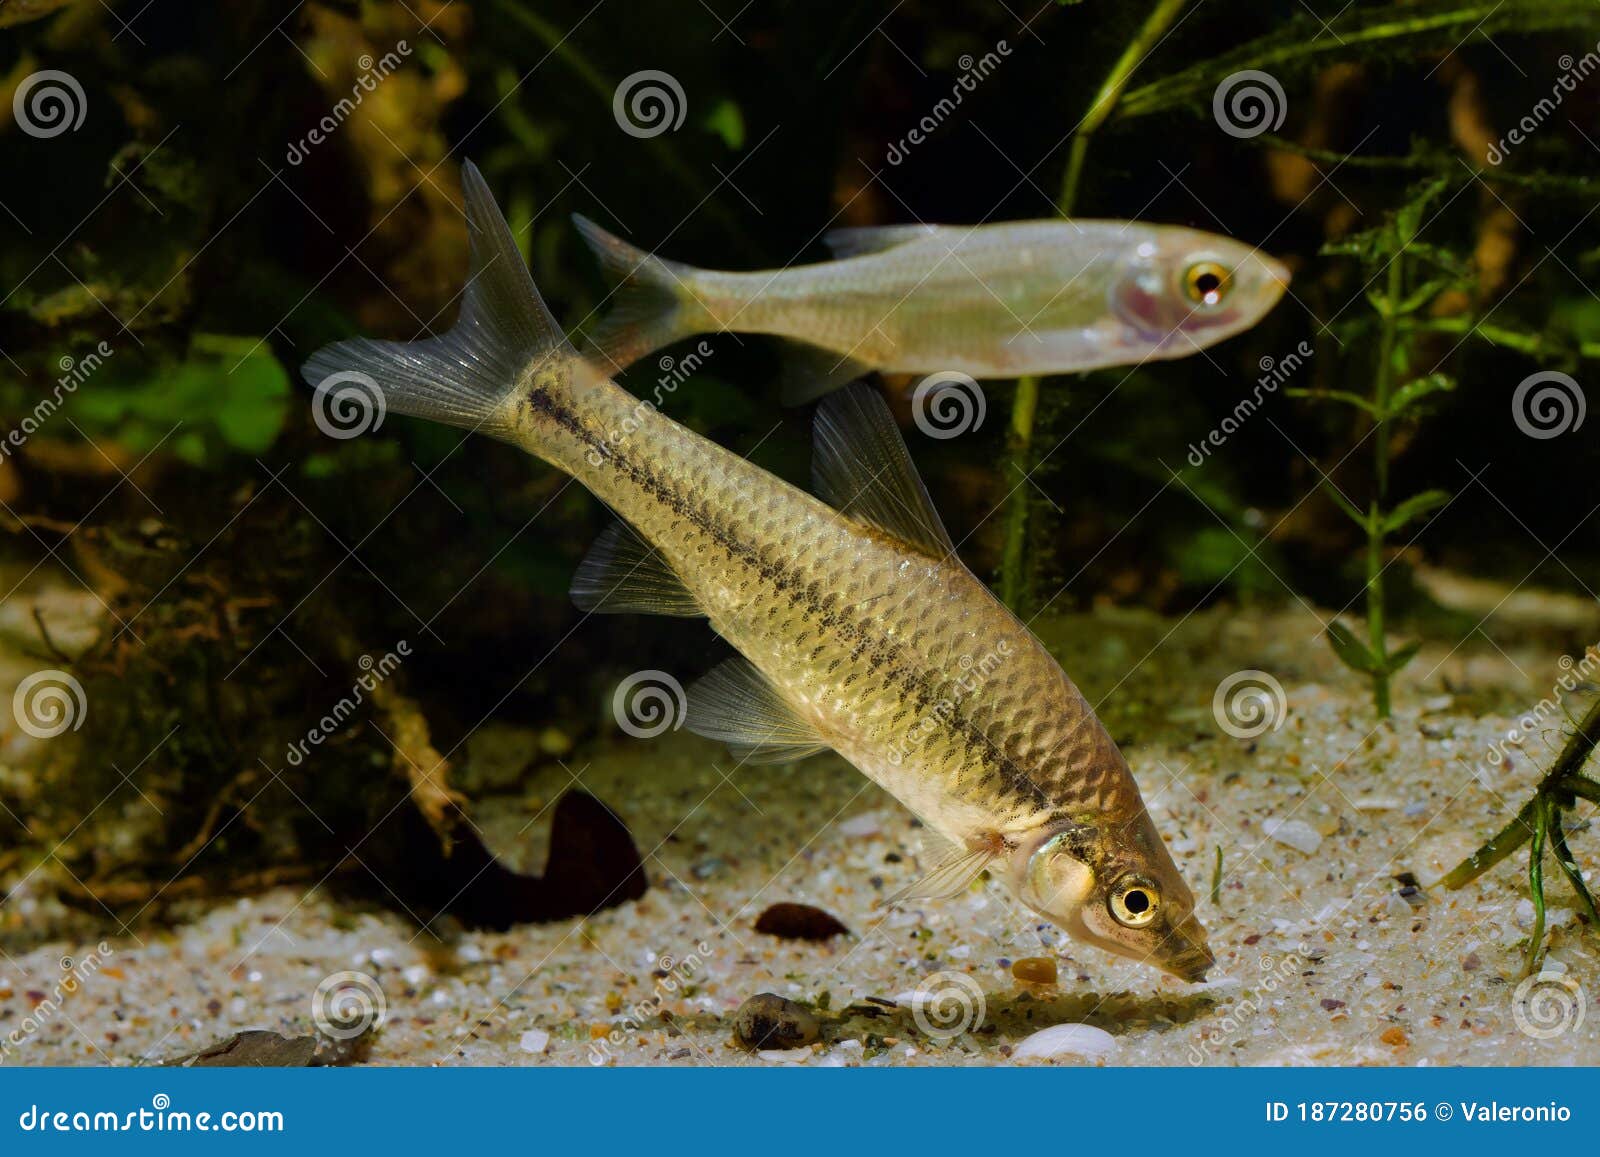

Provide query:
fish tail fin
left=573, top=214, right=706, bottom=373
left=302, top=161, right=572, bottom=442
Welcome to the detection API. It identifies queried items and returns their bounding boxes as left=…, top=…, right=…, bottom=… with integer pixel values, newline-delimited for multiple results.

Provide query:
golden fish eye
left=1110, top=877, right=1160, bottom=927
left=1182, top=261, right=1231, bottom=307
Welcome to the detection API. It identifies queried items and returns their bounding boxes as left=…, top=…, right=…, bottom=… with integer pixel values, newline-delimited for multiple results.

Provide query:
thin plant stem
left=997, top=0, right=1191, bottom=609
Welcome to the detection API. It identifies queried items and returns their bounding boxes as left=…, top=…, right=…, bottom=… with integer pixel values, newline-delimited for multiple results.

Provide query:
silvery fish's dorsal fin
left=878, top=842, right=997, bottom=908
left=776, top=339, right=875, bottom=407
left=812, top=383, right=955, bottom=560
left=822, top=223, right=943, bottom=259
left=301, top=161, right=566, bottom=440
left=686, top=657, right=830, bottom=764
left=570, top=521, right=703, bottom=617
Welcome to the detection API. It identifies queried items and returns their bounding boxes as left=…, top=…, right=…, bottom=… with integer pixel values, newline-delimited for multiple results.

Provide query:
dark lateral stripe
left=522, top=384, right=1051, bottom=811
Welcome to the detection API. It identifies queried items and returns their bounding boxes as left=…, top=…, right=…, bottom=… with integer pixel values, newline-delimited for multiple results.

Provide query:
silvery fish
left=303, top=163, right=1213, bottom=982
left=574, top=214, right=1289, bottom=400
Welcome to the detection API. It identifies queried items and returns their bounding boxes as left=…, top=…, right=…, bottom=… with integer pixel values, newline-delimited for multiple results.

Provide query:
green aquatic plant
left=1289, top=179, right=1464, bottom=719
left=998, top=0, right=1191, bottom=611
left=1441, top=694, right=1600, bottom=975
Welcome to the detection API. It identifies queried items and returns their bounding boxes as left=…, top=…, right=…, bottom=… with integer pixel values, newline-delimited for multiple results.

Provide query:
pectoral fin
left=822, top=223, right=943, bottom=259
left=686, top=656, right=830, bottom=764
left=878, top=841, right=998, bottom=908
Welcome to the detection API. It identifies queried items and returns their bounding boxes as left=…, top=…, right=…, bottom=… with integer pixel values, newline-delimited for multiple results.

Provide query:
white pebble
left=1261, top=818, right=1322, bottom=854
left=519, top=1029, right=549, bottom=1054
left=837, top=812, right=882, bottom=838
left=1010, top=1023, right=1119, bottom=1062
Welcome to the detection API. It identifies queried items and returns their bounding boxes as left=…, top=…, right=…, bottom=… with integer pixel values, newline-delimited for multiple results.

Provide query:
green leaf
left=703, top=100, right=745, bottom=151
left=1384, top=639, right=1423, bottom=674
left=1284, top=387, right=1381, bottom=417
left=1382, top=488, right=1451, bottom=534
left=1315, top=475, right=1368, bottom=529
left=1326, top=620, right=1383, bottom=674
left=1387, top=373, right=1456, bottom=416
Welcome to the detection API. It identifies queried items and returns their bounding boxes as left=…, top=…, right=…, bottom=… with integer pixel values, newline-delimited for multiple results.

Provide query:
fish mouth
left=1160, top=923, right=1215, bottom=983
left=1263, top=255, right=1292, bottom=294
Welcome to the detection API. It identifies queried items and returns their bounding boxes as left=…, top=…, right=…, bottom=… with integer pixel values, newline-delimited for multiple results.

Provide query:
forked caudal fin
left=301, top=161, right=570, bottom=441
left=572, top=214, right=705, bottom=374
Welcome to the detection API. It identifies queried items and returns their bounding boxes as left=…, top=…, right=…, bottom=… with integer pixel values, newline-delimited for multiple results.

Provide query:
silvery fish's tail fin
left=573, top=214, right=704, bottom=374
left=301, top=161, right=570, bottom=441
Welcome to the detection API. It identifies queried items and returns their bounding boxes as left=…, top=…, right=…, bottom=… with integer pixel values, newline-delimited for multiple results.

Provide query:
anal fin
left=686, top=657, right=830, bottom=764
left=777, top=339, right=875, bottom=407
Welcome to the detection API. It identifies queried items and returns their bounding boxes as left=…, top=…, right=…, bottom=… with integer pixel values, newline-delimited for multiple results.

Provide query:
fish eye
left=1109, top=876, right=1160, bottom=927
left=1181, top=261, right=1231, bottom=308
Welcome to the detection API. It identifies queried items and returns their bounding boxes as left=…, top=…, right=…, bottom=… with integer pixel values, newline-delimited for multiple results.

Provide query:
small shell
left=1010, top=1023, right=1119, bottom=1062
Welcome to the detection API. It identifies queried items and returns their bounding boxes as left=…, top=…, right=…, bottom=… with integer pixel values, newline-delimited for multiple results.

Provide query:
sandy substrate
left=3, top=604, right=1598, bottom=1067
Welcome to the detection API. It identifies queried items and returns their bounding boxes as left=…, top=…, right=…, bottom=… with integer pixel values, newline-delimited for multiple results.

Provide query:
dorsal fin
left=812, top=383, right=955, bottom=559
left=570, top=521, right=703, bottom=617
left=822, top=223, right=943, bottom=259
left=686, top=657, right=830, bottom=764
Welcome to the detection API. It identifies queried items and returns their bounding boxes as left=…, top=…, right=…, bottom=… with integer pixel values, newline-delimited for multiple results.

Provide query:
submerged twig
left=1441, top=692, right=1600, bottom=973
